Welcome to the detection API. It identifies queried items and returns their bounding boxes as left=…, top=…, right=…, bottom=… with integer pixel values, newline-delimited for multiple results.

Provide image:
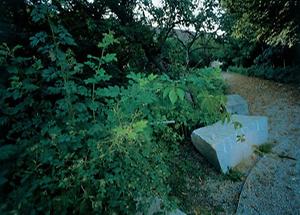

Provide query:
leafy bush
left=247, top=65, right=300, bottom=83
left=0, top=6, right=170, bottom=214
left=227, top=65, right=300, bottom=83
left=162, top=37, right=186, bottom=67
left=0, top=3, right=227, bottom=215
left=227, top=66, right=248, bottom=75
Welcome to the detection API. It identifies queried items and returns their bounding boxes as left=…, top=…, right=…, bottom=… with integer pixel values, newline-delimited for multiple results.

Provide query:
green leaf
left=98, top=32, right=117, bottom=48
left=75, top=103, right=87, bottom=112
left=169, top=89, right=178, bottom=104
left=88, top=123, right=103, bottom=135
left=127, top=73, right=143, bottom=82
left=30, top=32, right=48, bottom=47
left=84, top=77, right=98, bottom=85
left=95, top=86, right=120, bottom=97
left=102, top=53, right=117, bottom=63
left=132, top=120, right=148, bottom=133
left=88, top=101, right=100, bottom=111
left=0, top=145, right=18, bottom=161
left=163, top=87, right=171, bottom=99
left=176, top=88, right=185, bottom=101
left=232, top=121, right=242, bottom=129
left=7, top=66, right=18, bottom=74
left=64, top=36, right=76, bottom=46
left=12, top=45, right=23, bottom=53
left=147, top=74, right=157, bottom=81
left=236, top=134, right=246, bottom=143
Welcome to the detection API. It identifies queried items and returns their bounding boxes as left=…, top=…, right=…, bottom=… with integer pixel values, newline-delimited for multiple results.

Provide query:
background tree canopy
left=219, top=0, right=300, bottom=81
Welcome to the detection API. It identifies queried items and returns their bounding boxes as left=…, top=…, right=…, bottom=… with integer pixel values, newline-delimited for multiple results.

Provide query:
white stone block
left=191, top=115, right=268, bottom=173
left=226, top=94, right=249, bottom=115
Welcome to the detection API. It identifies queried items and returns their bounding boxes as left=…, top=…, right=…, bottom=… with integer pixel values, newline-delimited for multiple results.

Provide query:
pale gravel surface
left=177, top=72, right=300, bottom=214
left=223, top=72, right=300, bottom=215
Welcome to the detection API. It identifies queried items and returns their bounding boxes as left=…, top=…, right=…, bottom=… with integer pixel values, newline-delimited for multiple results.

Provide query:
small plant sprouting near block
left=225, top=169, right=244, bottom=182
left=232, top=121, right=246, bottom=143
left=236, top=134, right=246, bottom=143
left=253, top=142, right=274, bottom=155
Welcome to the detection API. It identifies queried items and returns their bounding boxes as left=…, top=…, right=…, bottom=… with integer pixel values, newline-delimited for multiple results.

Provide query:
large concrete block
left=226, top=94, right=249, bottom=115
left=191, top=115, right=268, bottom=173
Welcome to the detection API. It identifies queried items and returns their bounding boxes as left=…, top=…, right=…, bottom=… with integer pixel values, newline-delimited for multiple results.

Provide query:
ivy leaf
left=169, top=89, right=178, bottom=104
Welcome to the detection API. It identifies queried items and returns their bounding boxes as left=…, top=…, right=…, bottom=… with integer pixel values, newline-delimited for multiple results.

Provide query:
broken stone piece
left=191, top=115, right=268, bottom=173
left=226, top=94, right=249, bottom=115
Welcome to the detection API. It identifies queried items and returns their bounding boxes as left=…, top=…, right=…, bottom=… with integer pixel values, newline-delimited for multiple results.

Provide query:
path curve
left=223, top=72, right=300, bottom=214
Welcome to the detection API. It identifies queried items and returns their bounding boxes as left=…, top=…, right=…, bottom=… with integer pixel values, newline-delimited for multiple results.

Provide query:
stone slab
left=191, top=115, right=268, bottom=173
left=226, top=94, right=249, bottom=115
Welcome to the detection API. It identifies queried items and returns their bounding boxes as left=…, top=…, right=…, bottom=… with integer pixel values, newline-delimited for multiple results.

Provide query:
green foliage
left=0, top=9, right=168, bottom=214
left=0, top=3, right=228, bottom=214
left=254, top=143, right=274, bottom=155
left=247, top=65, right=300, bottom=83
left=219, top=0, right=300, bottom=80
left=236, top=134, right=246, bottom=143
left=221, top=0, right=300, bottom=48
left=125, top=66, right=226, bottom=133
left=227, top=65, right=300, bottom=83
left=162, top=37, right=186, bottom=66
left=227, top=66, right=249, bottom=75
left=159, top=67, right=227, bottom=129
left=224, top=169, right=244, bottom=182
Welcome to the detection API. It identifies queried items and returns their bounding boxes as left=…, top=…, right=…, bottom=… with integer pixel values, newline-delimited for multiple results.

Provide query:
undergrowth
left=0, top=3, right=227, bottom=214
left=227, top=65, right=300, bottom=83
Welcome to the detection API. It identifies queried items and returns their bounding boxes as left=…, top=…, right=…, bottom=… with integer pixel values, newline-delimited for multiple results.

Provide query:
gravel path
left=223, top=72, right=300, bottom=214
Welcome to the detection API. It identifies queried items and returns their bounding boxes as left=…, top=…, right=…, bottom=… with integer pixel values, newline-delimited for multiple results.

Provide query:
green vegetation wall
left=0, top=1, right=228, bottom=214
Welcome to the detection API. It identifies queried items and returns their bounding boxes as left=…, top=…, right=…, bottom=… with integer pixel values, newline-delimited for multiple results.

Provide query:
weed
left=225, top=169, right=244, bottom=182
left=254, top=142, right=274, bottom=155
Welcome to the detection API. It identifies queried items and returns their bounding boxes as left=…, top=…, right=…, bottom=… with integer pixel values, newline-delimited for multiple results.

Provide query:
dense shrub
left=227, top=66, right=249, bottom=75
left=227, top=65, right=300, bottom=83
left=0, top=4, right=227, bottom=214
left=162, top=37, right=186, bottom=67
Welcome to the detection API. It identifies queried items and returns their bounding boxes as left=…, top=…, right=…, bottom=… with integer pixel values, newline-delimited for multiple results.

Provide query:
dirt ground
left=224, top=72, right=300, bottom=215
left=174, top=72, right=300, bottom=214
